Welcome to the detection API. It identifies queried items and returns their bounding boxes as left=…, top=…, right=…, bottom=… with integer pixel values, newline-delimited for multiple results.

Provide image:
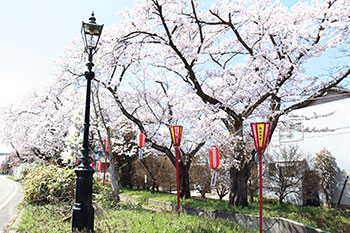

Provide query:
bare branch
left=282, top=68, right=350, bottom=115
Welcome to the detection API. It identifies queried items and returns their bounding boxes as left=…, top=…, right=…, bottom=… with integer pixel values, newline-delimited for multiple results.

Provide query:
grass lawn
left=11, top=183, right=350, bottom=233
left=121, top=189, right=350, bottom=233
left=13, top=201, right=258, bottom=232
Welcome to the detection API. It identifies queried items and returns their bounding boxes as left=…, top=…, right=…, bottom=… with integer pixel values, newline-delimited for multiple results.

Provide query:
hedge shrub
left=23, top=164, right=105, bottom=204
left=23, top=165, right=76, bottom=203
left=14, top=162, right=44, bottom=181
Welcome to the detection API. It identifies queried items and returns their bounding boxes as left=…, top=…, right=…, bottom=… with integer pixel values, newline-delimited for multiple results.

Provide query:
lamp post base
left=71, top=165, right=95, bottom=232
left=72, top=206, right=94, bottom=232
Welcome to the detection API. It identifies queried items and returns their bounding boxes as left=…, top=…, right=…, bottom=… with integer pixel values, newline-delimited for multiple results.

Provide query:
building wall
left=267, top=95, right=350, bottom=206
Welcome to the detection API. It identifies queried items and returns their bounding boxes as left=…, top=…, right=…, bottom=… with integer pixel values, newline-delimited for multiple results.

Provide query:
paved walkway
left=119, top=194, right=164, bottom=212
left=0, top=175, right=23, bottom=232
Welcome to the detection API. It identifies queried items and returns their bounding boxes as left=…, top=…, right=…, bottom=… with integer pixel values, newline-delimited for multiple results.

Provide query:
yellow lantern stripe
left=170, top=127, right=176, bottom=144
left=257, top=123, right=265, bottom=148
left=179, top=127, right=183, bottom=143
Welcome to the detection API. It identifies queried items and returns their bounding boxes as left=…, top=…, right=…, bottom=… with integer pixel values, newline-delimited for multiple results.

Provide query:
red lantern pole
left=259, top=150, right=263, bottom=233
left=103, top=157, right=107, bottom=186
left=169, top=125, right=183, bottom=216
left=103, top=139, right=109, bottom=186
left=251, top=122, right=270, bottom=233
left=175, top=146, right=180, bottom=216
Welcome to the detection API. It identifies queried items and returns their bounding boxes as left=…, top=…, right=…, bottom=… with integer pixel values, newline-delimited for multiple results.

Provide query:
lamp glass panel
left=87, top=34, right=98, bottom=48
left=84, top=23, right=103, bottom=36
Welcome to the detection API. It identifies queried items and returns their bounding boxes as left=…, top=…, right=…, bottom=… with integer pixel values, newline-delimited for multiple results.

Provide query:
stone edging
left=7, top=207, right=26, bottom=233
left=128, top=196, right=329, bottom=233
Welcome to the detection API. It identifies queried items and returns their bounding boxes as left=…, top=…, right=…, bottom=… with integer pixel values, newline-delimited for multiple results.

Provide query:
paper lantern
left=209, top=146, right=220, bottom=170
left=251, top=122, right=270, bottom=151
left=137, top=132, right=145, bottom=148
left=169, top=126, right=183, bottom=147
left=96, top=161, right=102, bottom=172
left=104, top=139, right=109, bottom=153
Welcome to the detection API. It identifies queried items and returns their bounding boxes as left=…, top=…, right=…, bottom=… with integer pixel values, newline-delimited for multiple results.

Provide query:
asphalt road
left=0, top=175, right=22, bottom=231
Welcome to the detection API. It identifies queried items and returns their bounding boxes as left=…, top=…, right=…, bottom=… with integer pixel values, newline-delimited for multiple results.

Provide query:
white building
left=267, top=88, right=350, bottom=207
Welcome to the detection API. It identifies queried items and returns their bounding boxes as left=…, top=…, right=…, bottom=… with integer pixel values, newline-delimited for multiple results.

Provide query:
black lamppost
left=71, top=12, right=103, bottom=232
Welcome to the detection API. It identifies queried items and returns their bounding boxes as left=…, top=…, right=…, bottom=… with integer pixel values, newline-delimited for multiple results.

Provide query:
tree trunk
left=10, top=143, right=22, bottom=161
left=249, top=193, right=254, bottom=203
left=91, top=88, right=121, bottom=203
left=150, top=178, right=156, bottom=193
left=107, top=129, right=120, bottom=203
left=179, top=162, right=191, bottom=199
left=228, top=164, right=249, bottom=207
left=108, top=155, right=120, bottom=202
left=227, top=120, right=251, bottom=207
left=247, top=179, right=255, bottom=203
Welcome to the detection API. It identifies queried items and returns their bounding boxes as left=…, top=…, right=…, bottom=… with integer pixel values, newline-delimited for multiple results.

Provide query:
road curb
left=6, top=206, right=25, bottom=233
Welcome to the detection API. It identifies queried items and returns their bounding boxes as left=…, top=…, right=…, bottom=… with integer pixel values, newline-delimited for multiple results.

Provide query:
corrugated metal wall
left=268, top=96, right=350, bottom=206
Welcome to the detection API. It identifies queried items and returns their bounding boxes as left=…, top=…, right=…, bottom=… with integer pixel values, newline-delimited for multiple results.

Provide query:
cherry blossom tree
left=0, top=75, right=83, bottom=163
left=90, top=86, right=125, bottom=202
left=94, top=0, right=350, bottom=207
left=3, top=0, right=348, bottom=209
left=51, top=0, right=350, bottom=207
left=98, top=71, right=206, bottom=198
left=60, top=37, right=207, bottom=197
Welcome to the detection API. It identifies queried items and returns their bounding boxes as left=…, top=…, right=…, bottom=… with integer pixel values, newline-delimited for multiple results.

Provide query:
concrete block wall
left=141, top=197, right=328, bottom=233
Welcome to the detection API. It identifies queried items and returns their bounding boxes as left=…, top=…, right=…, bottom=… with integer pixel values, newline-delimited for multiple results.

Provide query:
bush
left=93, top=183, right=119, bottom=208
left=13, top=162, right=44, bottom=181
left=23, top=164, right=105, bottom=204
left=314, top=148, right=336, bottom=206
left=23, top=165, right=76, bottom=204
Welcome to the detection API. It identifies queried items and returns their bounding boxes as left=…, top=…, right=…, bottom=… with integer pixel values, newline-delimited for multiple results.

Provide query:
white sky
left=2, top=0, right=345, bottom=152
left=0, top=0, right=134, bottom=106
left=0, top=0, right=301, bottom=107
left=0, top=0, right=134, bottom=152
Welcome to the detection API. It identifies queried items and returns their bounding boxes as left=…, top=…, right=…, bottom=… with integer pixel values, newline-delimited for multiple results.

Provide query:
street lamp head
left=81, top=12, right=104, bottom=54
